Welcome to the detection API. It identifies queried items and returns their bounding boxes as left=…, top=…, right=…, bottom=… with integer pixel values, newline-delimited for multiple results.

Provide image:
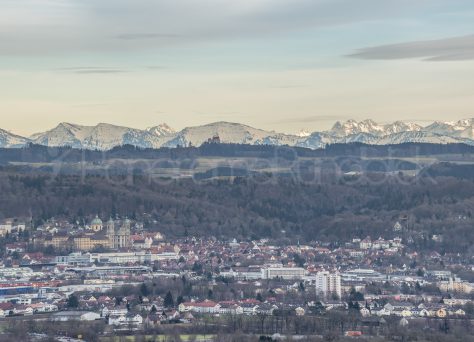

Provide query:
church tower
left=106, top=218, right=115, bottom=249
left=116, top=218, right=131, bottom=248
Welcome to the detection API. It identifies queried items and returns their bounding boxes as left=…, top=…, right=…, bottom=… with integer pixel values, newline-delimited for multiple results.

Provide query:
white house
left=359, top=237, right=372, bottom=250
left=51, top=311, right=101, bottom=321
left=101, top=306, right=128, bottom=317
left=178, top=300, right=220, bottom=314
left=218, top=303, right=243, bottom=315
left=13, top=305, right=33, bottom=316
left=108, top=313, right=143, bottom=326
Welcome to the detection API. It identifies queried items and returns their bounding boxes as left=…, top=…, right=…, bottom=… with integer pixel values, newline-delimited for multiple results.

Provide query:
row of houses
left=0, top=302, right=58, bottom=317
left=363, top=302, right=466, bottom=318
left=178, top=299, right=294, bottom=316
left=357, top=236, right=403, bottom=251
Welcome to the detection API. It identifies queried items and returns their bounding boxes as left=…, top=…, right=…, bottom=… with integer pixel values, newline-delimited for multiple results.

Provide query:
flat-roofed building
left=316, top=271, right=342, bottom=299
left=261, top=266, right=306, bottom=280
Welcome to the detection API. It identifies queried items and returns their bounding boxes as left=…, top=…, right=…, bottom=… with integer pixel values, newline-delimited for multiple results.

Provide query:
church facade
left=106, top=218, right=131, bottom=249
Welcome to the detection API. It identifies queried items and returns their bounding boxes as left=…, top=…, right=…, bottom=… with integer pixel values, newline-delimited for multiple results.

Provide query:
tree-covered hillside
left=1, top=167, right=473, bottom=255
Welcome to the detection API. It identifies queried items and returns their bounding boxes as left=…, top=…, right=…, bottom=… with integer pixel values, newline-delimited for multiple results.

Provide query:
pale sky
left=1, top=0, right=474, bottom=136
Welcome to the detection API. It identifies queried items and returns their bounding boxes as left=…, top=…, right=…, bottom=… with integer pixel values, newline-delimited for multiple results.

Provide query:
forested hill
left=0, top=142, right=474, bottom=164
left=0, top=168, right=473, bottom=253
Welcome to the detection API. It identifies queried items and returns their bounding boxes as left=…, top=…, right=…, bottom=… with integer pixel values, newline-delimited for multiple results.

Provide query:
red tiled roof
left=183, top=300, right=218, bottom=308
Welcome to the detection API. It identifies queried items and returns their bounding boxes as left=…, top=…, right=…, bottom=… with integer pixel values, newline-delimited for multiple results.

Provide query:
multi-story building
left=73, top=235, right=110, bottom=251
left=32, top=233, right=71, bottom=251
left=438, top=277, right=473, bottom=294
left=316, top=271, right=342, bottom=299
left=261, top=266, right=306, bottom=280
left=55, top=252, right=92, bottom=265
left=359, top=237, right=372, bottom=250
left=46, top=234, right=71, bottom=250
left=220, top=266, right=263, bottom=280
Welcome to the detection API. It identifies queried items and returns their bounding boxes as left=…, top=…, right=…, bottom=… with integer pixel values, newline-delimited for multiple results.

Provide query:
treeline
left=424, top=162, right=474, bottom=181
left=1, top=142, right=474, bottom=164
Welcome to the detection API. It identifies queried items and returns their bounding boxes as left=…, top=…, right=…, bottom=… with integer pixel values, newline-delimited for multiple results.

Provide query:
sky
left=1, top=0, right=474, bottom=136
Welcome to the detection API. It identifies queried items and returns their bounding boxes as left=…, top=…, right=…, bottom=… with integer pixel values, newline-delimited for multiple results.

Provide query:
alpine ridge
left=2, top=118, right=474, bottom=150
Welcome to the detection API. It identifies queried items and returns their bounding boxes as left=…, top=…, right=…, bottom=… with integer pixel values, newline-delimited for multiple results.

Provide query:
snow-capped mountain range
left=2, top=118, right=474, bottom=150
left=0, top=128, right=30, bottom=148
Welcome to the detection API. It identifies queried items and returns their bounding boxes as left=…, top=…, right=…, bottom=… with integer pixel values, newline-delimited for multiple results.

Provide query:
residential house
left=178, top=300, right=220, bottom=314
left=108, top=313, right=143, bottom=326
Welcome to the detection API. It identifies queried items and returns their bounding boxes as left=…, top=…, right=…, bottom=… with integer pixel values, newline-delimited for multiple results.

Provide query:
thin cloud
left=71, top=103, right=108, bottom=108
left=268, top=84, right=308, bottom=89
left=115, top=33, right=180, bottom=40
left=0, top=0, right=451, bottom=56
left=348, top=34, right=474, bottom=61
left=74, top=69, right=127, bottom=74
left=146, top=65, right=169, bottom=70
left=55, top=67, right=128, bottom=74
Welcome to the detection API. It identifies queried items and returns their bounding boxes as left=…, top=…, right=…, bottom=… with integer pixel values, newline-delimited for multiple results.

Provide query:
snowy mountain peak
left=452, top=118, right=474, bottom=130
left=329, top=119, right=423, bottom=137
left=383, top=121, right=422, bottom=135
left=297, top=129, right=311, bottom=137
left=29, top=122, right=166, bottom=150
left=147, top=123, right=175, bottom=136
left=425, top=118, right=474, bottom=136
left=0, top=128, right=30, bottom=148
left=164, top=121, right=280, bottom=148
left=57, top=122, right=77, bottom=129
left=330, top=119, right=384, bottom=136
left=454, top=118, right=472, bottom=126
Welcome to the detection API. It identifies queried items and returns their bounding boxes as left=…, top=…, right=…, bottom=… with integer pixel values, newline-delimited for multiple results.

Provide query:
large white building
left=55, top=251, right=179, bottom=266
left=316, top=271, right=341, bottom=299
left=261, top=266, right=306, bottom=280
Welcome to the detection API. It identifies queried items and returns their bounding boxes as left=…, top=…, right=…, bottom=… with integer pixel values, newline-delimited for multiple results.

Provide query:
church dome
left=91, top=215, right=103, bottom=226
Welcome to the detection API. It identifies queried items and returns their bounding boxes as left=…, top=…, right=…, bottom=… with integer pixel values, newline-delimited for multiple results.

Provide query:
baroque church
left=86, top=216, right=131, bottom=249
left=106, top=218, right=131, bottom=249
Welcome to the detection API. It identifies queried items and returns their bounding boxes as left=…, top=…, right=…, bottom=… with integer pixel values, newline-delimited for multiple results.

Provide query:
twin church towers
left=90, top=216, right=131, bottom=249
